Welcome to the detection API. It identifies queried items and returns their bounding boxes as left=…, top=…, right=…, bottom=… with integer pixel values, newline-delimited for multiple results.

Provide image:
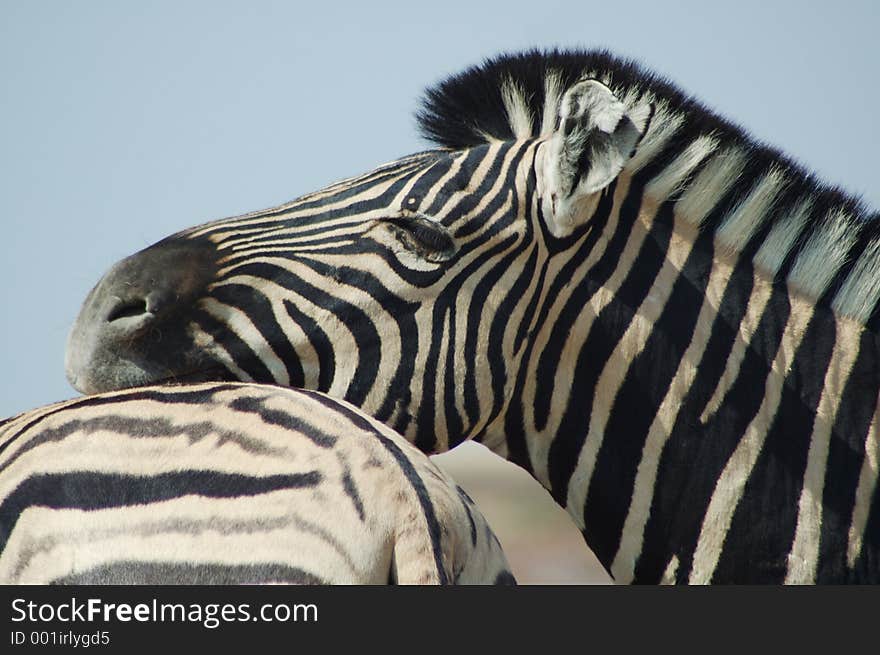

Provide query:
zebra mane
left=418, top=49, right=880, bottom=328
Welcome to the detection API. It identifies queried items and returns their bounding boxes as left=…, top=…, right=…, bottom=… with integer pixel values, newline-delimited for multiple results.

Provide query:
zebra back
left=0, top=382, right=514, bottom=585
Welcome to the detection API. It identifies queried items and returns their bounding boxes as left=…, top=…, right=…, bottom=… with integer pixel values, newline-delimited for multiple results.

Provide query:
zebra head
left=66, top=51, right=653, bottom=452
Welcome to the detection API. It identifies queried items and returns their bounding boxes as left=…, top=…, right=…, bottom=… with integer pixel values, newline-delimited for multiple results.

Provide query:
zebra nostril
left=67, top=236, right=219, bottom=393
left=106, top=298, right=150, bottom=323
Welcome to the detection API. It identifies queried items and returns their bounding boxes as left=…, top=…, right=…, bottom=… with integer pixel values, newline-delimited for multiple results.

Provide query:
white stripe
left=699, top=275, right=774, bottom=424
left=611, top=252, right=733, bottom=583
left=785, top=320, right=859, bottom=583
left=847, top=400, right=880, bottom=569
left=521, top=175, right=639, bottom=491
left=541, top=71, right=564, bottom=136
left=675, top=147, right=747, bottom=228
left=198, top=298, right=290, bottom=386
left=645, top=135, right=719, bottom=203
left=419, top=149, right=468, bottom=213
left=626, top=102, right=682, bottom=174
left=189, top=323, right=254, bottom=384
left=753, top=196, right=813, bottom=277
left=788, top=209, right=857, bottom=299
left=690, top=300, right=813, bottom=583
left=715, top=168, right=786, bottom=254
left=567, top=213, right=695, bottom=523
left=188, top=163, right=423, bottom=239
left=660, top=555, right=679, bottom=585
left=501, top=78, right=534, bottom=139
left=832, top=237, right=880, bottom=323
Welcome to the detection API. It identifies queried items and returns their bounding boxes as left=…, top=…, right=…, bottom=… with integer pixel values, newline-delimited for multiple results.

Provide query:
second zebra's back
left=0, top=382, right=514, bottom=585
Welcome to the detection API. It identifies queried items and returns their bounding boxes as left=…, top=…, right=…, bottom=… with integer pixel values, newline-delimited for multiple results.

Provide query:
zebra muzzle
left=66, top=237, right=220, bottom=394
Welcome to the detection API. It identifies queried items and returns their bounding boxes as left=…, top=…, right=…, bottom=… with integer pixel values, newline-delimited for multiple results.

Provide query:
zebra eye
left=383, top=215, right=457, bottom=262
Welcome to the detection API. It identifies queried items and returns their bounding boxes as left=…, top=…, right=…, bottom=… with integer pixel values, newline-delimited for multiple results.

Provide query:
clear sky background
left=2, top=1, right=878, bottom=418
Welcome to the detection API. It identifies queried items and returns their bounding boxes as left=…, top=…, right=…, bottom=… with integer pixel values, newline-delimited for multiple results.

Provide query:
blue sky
left=2, top=0, right=878, bottom=416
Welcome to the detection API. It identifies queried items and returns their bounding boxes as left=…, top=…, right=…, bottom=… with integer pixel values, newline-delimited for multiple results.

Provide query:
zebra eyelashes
left=382, top=214, right=458, bottom=263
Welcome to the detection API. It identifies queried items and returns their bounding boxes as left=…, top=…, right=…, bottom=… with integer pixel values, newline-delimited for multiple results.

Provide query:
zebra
left=64, top=49, right=880, bottom=583
left=0, top=381, right=514, bottom=584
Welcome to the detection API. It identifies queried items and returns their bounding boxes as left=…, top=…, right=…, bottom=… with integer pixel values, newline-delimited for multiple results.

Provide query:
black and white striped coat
left=65, top=50, right=880, bottom=583
left=0, top=382, right=514, bottom=584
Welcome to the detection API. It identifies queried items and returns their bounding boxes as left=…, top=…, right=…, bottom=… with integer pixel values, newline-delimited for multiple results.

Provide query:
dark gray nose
left=66, top=238, right=219, bottom=393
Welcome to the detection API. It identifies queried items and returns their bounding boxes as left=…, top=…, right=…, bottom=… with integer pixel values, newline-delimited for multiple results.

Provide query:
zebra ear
left=539, top=79, right=653, bottom=238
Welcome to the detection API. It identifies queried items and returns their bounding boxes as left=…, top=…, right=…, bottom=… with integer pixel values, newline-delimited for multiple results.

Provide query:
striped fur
left=0, top=383, right=514, bottom=585
left=66, top=50, right=880, bottom=583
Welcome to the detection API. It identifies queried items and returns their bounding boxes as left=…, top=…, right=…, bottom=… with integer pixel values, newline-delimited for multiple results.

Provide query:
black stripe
left=854, top=492, right=880, bottom=581
left=631, top=258, right=756, bottom=582
left=547, top=198, right=674, bottom=507
left=446, top=143, right=513, bottom=238
left=415, top=294, right=446, bottom=453
left=340, top=464, right=366, bottom=523
left=283, top=299, right=336, bottom=391
left=461, top=235, right=523, bottom=429
left=532, top=176, right=632, bottom=433
left=406, top=155, right=457, bottom=208
left=0, top=470, right=322, bottom=553
left=222, top=225, right=363, bottom=248
left=572, top=130, right=599, bottom=191
left=53, top=561, right=327, bottom=585
left=214, top=159, right=429, bottom=223
left=474, top=243, right=538, bottom=443
left=225, top=263, right=381, bottom=408
left=639, top=287, right=792, bottom=583
left=424, top=148, right=487, bottom=217
left=503, top=179, right=617, bottom=473
left=0, top=413, right=286, bottom=477
left=210, top=284, right=305, bottom=387
left=285, top=258, right=421, bottom=432
left=440, top=301, right=464, bottom=447
left=371, top=433, right=450, bottom=584
left=191, top=308, right=276, bottom=383
left=455, top=486, right=478, bottom=547
left=221, top=241, right=364, bottom=262
left=299, top=392, right=450, bottom=584
left=583, top=226, right=714, bottom=569
left=713, top=307, right=836, bottom=583
left=511, top=171, right=547, bottom=354
left=817, top=328, right=880, bottom=583
left=0, top=384, right=248, bottom=459
left=227, top=394, right=337, bottom=448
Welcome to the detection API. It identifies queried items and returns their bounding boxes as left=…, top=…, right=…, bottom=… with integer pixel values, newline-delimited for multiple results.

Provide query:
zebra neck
left=629, top=124, right=880, bottom=329
left=507, top=177, right=880, bottom=582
